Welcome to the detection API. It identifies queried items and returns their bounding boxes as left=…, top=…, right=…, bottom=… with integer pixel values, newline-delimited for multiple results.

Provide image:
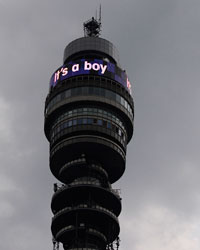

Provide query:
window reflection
left=46, top=86, right=133, bottom=118
left=52, top=107, right=126, bottom=132
left=50, top=115, right=126, bottom=146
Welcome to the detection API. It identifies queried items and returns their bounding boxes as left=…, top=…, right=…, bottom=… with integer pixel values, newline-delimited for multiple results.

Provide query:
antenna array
left=83, top=5, right=102, bottom=37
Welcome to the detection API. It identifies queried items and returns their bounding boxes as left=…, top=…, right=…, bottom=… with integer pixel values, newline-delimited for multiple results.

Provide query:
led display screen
left=49, top=59, right=131, bottom=94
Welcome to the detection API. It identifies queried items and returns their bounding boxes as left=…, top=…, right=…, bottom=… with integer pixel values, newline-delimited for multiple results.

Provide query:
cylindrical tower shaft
left=45, top=18, right=134, bottom=250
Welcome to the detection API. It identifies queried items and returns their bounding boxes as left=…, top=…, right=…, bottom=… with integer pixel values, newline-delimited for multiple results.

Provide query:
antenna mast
left=99, top=4, right=101, bottom=24
left=83, top=5, right=102, bottom=37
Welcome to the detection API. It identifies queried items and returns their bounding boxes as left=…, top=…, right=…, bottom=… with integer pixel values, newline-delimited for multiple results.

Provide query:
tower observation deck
left=44, top=16, right=134, bottom=250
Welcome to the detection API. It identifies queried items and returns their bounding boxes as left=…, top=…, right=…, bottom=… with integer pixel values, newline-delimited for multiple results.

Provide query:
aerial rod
left=99, top=4, right=101, bottom=24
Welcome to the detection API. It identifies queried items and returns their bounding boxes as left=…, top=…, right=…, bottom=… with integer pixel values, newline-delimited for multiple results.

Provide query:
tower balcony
left=50, top=135, right=126, bottom=183
left=51, top=204, right=120, bottom=245
left=51, top=184, right=121, bottom=216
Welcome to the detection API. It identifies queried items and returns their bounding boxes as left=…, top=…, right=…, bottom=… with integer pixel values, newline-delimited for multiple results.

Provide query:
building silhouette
left=44, top=16, right=134, bottom=250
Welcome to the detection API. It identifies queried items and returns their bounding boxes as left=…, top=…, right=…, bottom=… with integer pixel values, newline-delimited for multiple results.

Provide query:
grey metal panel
left=63, top=37, right=120, bottom=65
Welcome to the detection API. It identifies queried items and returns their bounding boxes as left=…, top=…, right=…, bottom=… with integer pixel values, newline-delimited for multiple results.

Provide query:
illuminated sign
left=50, top=59, right=132, bottom=94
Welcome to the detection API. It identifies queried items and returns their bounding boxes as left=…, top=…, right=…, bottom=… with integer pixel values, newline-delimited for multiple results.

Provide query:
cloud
left=0, top=97, right=13, bottom=143
left=0, top=173, right=23, bottom=220
left=121, top=203, right=200, bottom=250
left=0, top=200, right=15, bottom=218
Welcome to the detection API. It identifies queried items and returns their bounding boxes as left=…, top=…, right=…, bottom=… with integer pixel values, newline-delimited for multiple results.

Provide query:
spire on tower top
left=83, top=5, right=102, bottom=37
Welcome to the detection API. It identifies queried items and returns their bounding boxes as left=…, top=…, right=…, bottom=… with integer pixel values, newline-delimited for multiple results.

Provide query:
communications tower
left=44, top=14, right=134, bottom=250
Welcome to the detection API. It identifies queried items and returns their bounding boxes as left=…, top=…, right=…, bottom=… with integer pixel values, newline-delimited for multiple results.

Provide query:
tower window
left=97, top=119, right=103, bottom=125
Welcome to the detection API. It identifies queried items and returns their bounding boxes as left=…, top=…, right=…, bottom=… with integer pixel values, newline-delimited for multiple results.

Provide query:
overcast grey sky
left=0, top=0, right=200, bottom=250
